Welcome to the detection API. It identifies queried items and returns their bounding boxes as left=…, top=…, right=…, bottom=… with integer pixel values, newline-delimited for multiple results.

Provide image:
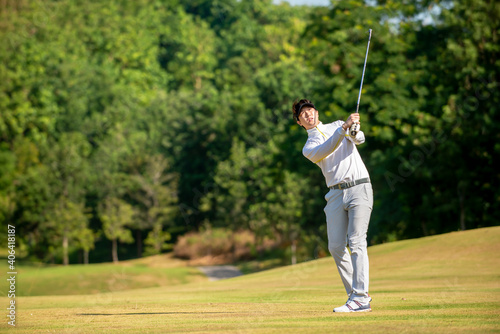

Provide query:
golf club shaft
left=355, top=29, right=372, bottom=113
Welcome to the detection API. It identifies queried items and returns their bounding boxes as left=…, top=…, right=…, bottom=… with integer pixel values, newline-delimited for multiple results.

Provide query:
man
left=292, top=99, right=373, bottom=312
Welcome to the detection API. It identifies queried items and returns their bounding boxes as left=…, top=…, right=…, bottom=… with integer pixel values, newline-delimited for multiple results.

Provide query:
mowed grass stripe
left=1, top=254, right=207, bottom=296
left=3, top=227, right=500, bottom=333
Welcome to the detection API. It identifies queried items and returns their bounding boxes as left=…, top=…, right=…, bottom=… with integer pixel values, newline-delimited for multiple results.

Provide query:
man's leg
left=345, top=183, right=373, bottom=303
left=324, top=189, right=352, bottom=296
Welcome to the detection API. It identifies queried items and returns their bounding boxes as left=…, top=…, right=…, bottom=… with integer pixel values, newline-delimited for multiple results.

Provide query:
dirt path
left=197, top=265, right=243, bottom=281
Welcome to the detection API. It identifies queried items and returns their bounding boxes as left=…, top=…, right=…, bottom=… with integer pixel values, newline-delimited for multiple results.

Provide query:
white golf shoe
left=333, top=299, right=372, bottom=313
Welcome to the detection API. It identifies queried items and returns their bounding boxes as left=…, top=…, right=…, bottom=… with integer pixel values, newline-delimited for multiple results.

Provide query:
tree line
left=0, top=0, right=498, bottom=264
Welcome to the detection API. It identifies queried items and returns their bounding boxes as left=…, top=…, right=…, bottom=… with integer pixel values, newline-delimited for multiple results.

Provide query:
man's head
left=292, top=99, right=319, bottom=130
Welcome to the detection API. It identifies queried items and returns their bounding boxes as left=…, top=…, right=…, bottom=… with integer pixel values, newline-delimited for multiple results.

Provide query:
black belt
left=329, top=178, right=370, bottom=190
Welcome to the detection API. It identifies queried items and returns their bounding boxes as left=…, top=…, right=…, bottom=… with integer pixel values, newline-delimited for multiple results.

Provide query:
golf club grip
left=350, top=123, right=360, bottom=137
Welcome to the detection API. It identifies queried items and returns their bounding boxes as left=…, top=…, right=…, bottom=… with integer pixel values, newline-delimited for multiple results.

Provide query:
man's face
left=297, top=107, right=319, bottom=130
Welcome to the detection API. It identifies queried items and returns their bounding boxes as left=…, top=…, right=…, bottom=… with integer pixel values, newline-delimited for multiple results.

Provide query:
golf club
left=350, top=29, right=372, bottom=137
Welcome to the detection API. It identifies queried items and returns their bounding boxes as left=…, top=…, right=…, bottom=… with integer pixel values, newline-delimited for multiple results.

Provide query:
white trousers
left=324, top=183, right=373, bottom=303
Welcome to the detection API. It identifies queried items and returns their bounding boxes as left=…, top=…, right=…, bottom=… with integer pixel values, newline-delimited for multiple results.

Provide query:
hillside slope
left=10, top=227, right=500, bottom=333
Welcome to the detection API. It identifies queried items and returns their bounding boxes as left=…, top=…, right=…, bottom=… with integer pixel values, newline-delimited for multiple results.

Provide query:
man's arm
left=347, top=130, right=365, bottom=145
left=302, top=126, right=345, bottom=163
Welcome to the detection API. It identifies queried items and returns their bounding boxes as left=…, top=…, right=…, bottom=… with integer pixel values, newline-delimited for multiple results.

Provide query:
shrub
left=173, top=228, right=275, bottom=265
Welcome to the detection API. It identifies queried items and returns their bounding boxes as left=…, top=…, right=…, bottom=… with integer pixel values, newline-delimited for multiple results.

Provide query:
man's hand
left=345, top=113, right=360, bottom=129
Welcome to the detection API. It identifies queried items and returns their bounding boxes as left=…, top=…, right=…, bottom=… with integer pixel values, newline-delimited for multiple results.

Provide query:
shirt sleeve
left=302, top=126, right=346, bottom=164
left=346, top=130, right=365, bottom=145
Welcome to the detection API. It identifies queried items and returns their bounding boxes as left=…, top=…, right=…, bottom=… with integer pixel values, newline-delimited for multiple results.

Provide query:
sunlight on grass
left=0, top=253, right=207, bottom=296
left=1, top=227, right=499, bottom=333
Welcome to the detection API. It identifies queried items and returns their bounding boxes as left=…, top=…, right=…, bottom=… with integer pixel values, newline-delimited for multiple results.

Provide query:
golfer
left=293, top=99, right=373, bottom=312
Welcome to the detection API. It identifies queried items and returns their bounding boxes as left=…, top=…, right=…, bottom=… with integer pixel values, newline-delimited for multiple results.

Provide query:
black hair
left=292, top=99, right=315, bottom=122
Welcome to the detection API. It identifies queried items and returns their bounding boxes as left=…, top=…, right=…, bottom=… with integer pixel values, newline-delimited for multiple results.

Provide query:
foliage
left=99, top=197, right=135, bottom=262
left=44, top=197, right=91, bottom=265
left=0, top=0, right=498, bottom=264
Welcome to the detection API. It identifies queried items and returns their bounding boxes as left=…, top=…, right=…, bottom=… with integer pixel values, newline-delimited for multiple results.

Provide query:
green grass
left=1, top=254, right=207, bottom=296
left=237, top=258, right=286, bottom=275
left=1, top=227, right=500, bottom=333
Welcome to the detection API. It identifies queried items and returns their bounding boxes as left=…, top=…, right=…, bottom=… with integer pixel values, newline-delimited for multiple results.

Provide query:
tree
left=128, top=154, right=178, bottom=256
left=75, top=228, right=99, bottom=265
left=203, top=137, right=314, bottom=263
left=415, top=0, right=500, bottom=232
left=248, top=170, right=310, bottom=264
left=46, top=198, right=92, bottom=265
left=0, top=145, right=16, bottom=233
left=99, top=197, right=135, bottom=263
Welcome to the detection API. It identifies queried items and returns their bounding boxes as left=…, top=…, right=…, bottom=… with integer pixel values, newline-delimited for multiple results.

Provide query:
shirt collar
left=306, top=122, right=324, bottom=134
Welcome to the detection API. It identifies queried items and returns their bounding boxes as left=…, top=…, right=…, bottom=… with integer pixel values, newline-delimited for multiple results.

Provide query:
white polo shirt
left=302, top=121, right=370, bottom=188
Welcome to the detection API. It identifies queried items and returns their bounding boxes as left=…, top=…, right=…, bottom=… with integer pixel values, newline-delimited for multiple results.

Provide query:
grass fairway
left=2, top=227, right=500, bottom=333
left=9, top=254, right=207, bottom=296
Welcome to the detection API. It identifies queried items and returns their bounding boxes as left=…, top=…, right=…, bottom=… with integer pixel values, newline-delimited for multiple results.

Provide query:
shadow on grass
left=78, top=312, right=238, bottom=316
